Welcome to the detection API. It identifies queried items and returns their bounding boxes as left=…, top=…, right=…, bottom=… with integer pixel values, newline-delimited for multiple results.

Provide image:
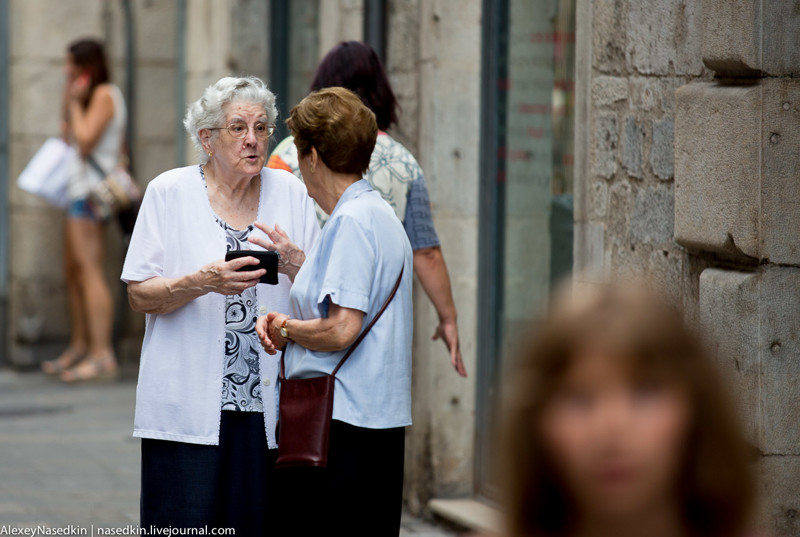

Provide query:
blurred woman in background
left=498, top=282, right=756, bottom=537
left=269, top=41, right=467, bottom=377
left=41, top=39, right=126, bottom=382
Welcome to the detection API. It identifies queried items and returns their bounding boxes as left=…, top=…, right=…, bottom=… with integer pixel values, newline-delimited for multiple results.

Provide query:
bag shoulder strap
left=280, top=266, right=405, bottom=380
left=86, top=155, right=107, bottom=177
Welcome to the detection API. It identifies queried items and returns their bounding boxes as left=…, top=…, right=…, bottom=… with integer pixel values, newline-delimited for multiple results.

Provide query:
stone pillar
left=384, top=0, right=481, bottom=512
left=675, top=2, right=800, bottom=534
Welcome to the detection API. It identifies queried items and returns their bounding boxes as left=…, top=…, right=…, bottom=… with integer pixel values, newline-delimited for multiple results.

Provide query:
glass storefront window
left=476, top=0, right=576, bottom=499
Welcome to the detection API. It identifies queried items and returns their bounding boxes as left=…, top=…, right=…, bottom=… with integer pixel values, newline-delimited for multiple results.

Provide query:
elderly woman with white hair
left=121, top=76, right=319, bottom=533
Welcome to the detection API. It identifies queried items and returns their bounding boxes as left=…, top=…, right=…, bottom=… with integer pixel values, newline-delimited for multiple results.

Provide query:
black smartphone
left=224, top=250, right=280, bottom=285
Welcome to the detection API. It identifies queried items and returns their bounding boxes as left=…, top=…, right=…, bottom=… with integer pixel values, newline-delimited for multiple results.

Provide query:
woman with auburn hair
left=257, top=87, right=413, bottom=536
left=498, top=282, right=755, bottom=537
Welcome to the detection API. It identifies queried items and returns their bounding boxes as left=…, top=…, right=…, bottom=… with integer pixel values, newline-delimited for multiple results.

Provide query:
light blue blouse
left=284, top=179, right=414, bottom=429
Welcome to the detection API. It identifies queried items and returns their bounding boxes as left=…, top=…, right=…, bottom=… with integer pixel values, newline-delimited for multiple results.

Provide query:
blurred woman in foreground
left=498, top=283, right=755, bottom=537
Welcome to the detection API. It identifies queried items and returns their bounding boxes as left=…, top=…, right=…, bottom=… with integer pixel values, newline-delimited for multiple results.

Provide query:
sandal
left=59, top=355, right=120, bottom=384
left=41, top=348, right=86, bottom=375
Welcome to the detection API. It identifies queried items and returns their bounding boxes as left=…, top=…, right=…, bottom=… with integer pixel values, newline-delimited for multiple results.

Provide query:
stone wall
left=575, top=0, right=800, bottom=534
left=384, top=0, right=482, bottom=511
left=6, top=0, right=178, bottom=367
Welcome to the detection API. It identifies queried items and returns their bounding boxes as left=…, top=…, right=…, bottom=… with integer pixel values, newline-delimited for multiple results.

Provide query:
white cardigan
left=121, top=165, right=320, bottom=447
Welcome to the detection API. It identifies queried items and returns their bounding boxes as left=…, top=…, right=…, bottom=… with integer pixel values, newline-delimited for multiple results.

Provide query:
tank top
left=67, top=84, right=127, bottom=201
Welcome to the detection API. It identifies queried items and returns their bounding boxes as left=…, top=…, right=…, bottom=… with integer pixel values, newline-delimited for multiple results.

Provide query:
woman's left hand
left=256, top=312, right=290, bottom=355
left=249, top=223, right=305, bottom=282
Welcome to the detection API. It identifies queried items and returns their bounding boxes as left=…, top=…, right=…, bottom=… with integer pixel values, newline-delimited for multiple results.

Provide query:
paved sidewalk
left=0, top=369, right=459, bottom=535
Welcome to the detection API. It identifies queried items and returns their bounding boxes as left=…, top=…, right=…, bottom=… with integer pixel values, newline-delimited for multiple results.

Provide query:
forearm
left=285, top=317, right=358, bottom=353
left=413, top=247, right=457, bottom=323
left=67, top=101, right=97, bottom=156
left=283, top=304, right=364, bottom=352
left=128, top=272, right=208, bottom=315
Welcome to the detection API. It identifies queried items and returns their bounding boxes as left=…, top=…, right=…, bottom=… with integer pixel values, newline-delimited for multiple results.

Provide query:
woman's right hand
left=197, top=256, right=265, bottom=295
left=249, top=222, right=305, bottom=282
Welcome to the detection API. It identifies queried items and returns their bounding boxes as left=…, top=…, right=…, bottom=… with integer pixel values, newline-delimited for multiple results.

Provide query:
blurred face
left=206, top=101, right=269, bottom=179
left=64, top=54, right=81, bottom=82
left=540, top=349, right=691, bottom=520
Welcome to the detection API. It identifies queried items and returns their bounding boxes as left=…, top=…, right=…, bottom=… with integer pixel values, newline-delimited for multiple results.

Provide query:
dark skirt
left=276, top=419, right=406, bottom=537
left=140, top=411, right=277, bottom=534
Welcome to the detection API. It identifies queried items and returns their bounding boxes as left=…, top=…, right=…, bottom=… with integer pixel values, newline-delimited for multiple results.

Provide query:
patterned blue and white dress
left=200, top=165, right=263, bottom=413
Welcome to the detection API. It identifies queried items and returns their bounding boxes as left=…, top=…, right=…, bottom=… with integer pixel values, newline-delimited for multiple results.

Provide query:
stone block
left=760, top=81, right=800, bottom=265
left=8, top=278, right=70, bottom=349
left=186, top=0, right=232, bottom=74
left=592, top=75, right=628, bottom=107
left=10, top=0, right=103, bottom=61
left=133, top=140, right=178, bottom=186
left=318, top=0, right=364, bottom=59
left=650, top=118, right=674, bottom=180
left=573, top=221, right=606, bottom=281
left=676, top=80, right=800, bottom=264
left=674, top=82, right=760, bottom=259
left=622, top=116, right=643, bottom=178
left=592, top=114, right=618, bottom=179
left=134, top=66, right=177, bottom=141
left=134, top=1, right=178, bottom=63
left=230, top=0, right=269, bottom=79
left=9, top=210, right=66, bottom=282
left=588, top=179, right=608, bottom=219
left=592, top=0, right=627, bottom=74
left=418, top=26, right=480, bottom=216
left=629, top=185, right=674, bottom=245
left=702, top=0, right=800, bottom=76
left=698, top=269, right=760, bottom=446
left=627, top=0, right=702, bottom=76
left=9, top=64, right=64, bottom=138
left=759, top=267, right=800, bottom=456
left=387, top=0, right=421, bottom=74
left=761, top=456, right=800, bottom=537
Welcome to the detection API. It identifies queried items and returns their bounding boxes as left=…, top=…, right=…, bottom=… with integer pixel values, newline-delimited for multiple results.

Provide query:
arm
left=67, top=84, right=115, bottom=157
left=414, top=246, right=467, bottom=377
left=255, top=305, right=364, bottom=355
left=127, top=256, right=266, bottom=315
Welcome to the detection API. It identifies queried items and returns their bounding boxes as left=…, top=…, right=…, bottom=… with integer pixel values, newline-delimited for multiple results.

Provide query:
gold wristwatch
left=279, top=318, right=291, bottom=340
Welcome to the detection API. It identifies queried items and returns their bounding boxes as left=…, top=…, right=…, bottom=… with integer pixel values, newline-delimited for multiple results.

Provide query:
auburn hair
left=287, top=87, right=378, bottom=176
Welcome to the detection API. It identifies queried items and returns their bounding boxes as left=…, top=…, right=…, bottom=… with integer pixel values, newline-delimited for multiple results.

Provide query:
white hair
left=184, top=76, right=278, bottom=162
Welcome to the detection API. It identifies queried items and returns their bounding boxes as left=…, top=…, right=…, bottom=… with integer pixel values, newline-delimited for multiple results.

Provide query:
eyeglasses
left=210, top=121, right=274, bottom=140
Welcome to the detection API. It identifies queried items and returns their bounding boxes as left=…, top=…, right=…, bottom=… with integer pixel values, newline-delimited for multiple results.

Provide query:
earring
left=208, top=151, right=214, bottom=158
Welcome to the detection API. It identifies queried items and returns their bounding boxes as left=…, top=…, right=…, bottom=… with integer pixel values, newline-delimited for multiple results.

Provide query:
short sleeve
left=121, top=182, right=165, bottom=283
left=315, top=215, right=375, bottom=316
left=403, top=175, right=441, bottom=250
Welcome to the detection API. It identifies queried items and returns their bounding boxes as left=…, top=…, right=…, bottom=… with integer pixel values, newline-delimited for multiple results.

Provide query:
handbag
left=16, top=137, right=75, bottom=208
left=276, top=266, right=405, bottom=469
left=87, top=155, right=142, bottom=221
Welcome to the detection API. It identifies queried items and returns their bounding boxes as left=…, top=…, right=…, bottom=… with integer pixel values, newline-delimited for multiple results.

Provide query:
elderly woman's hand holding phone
left=121, top=76, right=320, bottom=535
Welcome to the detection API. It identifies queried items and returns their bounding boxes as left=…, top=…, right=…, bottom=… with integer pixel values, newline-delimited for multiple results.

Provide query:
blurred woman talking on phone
left=121, top=76, right=319, bottom=533
left=40, top=39, right=126, bottom=382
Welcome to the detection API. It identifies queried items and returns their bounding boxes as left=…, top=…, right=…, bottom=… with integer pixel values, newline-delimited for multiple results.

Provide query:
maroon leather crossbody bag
left=275, top=267, right=404, bottom=468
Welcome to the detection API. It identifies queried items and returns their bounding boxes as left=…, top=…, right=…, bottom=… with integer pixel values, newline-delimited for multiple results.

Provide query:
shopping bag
left=17, top=137, right=75, bottom=208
